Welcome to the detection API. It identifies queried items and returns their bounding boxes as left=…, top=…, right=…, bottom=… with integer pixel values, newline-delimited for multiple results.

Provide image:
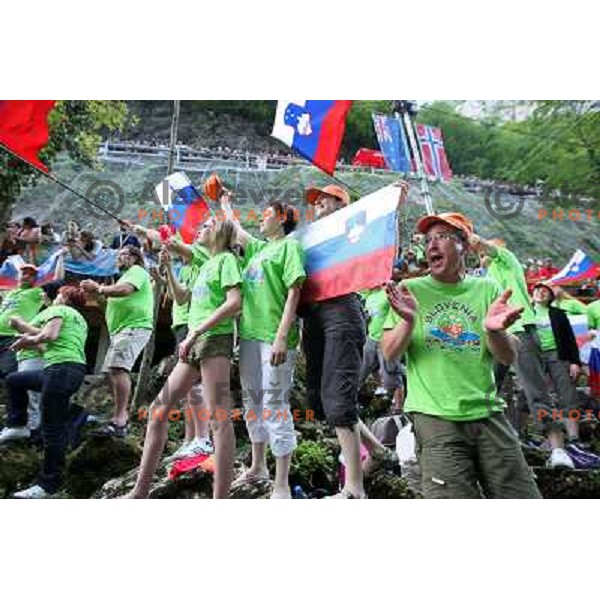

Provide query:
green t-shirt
left=0, top=286, right=44, bottom=337
left=239, top=237, right=306, bottom=348
left=187, top=252, right=242, bottom=337
left=587, top=300, right=600, bottom=330
left=35, top=305, right=88, bottom=366
left=16, top=311, right=45, bottom=362
left=363, top=288, right=391, bottom=342
left=171, top=255, right=208, bottom=330
left=383, top=275, right=504, bottom=421
left=105, top=265, right=154, bottom=335
left=486, top=246, right=535, bottom=333
left=555, top=297, right=588, bottom=316
left=533, top=304, right=556, bottom=352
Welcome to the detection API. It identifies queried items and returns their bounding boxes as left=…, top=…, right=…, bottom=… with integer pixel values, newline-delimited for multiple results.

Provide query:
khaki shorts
left=183, top=334, right=233, bottom=371
left=102, top=328, right=152, bottom=372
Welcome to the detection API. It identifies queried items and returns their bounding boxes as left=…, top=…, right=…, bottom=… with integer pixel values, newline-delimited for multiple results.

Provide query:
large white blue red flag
left=271, top=101, right=352, bottom=175
left=0, top=250, right=62, bottom=290
left=155, top=172, right=211, bottom=244
left=416, top=124, right=453, bottom=181
left=293, top=184, right=403, bottom=302
left=548, top=250, right=600, bottom=285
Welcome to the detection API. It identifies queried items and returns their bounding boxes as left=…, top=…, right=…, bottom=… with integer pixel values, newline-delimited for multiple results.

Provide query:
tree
left=0, top=101, right=131, bottom=225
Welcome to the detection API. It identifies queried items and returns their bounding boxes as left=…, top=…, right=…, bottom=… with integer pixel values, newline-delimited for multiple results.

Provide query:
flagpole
left=0, top=143, right=124, bottom=224
left=394, top=102, right=434, bottom=215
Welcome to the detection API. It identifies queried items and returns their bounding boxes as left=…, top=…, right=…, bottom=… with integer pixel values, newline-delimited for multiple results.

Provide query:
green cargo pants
left=412, top=411, right=542, bottom=499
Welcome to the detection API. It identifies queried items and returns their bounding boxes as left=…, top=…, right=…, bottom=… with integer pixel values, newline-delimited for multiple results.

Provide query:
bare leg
left=127, top=362, right=199, bottom=498
left=272, top=453, right=292, bottom=499
left=188, top=383, right=209, bottom=440
left=336, top=425, right=365, bottom=497
left=201, top=357, right=235, bottom=499
left=249, top=442, right=268, bottom=475
left=109, top=368, right=131, bottom=427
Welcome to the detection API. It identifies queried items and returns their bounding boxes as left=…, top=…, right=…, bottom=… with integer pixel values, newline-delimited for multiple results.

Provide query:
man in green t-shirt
left=382, top=212, right=541, bottom=498
left=81, top=246, right=154, bottom=437
left=470, top=235, right=574, bottom=468
left=0, top=254, right=65, bottom=380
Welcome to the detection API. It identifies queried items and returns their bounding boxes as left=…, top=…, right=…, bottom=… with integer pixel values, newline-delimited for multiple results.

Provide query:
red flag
left=0, top=100, right=56, bottom=172
left=416, top=124, right=453, bottom=181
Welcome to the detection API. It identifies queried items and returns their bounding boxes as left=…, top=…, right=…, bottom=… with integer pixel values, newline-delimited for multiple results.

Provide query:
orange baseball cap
left=416, top=212, right=474, bottom=238
left=305, top=184, right=350, bottom=206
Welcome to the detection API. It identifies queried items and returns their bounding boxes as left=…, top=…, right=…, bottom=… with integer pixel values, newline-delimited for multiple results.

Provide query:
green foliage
left=0, top=100, right=131, bottom=222
left=289, top=440, right=337, bottom=491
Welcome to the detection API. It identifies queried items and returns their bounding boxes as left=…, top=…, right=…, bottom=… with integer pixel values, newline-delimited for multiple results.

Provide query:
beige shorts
left=102, top=328, right=152, bottom=372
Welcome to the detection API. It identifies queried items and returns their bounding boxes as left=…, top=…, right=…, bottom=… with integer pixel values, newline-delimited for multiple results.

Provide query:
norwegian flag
left=416, top=124, right=452, bottom=181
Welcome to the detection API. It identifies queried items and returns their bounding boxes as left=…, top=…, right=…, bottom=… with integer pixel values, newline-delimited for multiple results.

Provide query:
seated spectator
left=538, top=257, right=559, bottom=280
left=18, top=217, right=42, bottom=264
left=61, top=220, right=82, bottom=246
left=0, top=222, right=25, bottom=264
left=110, top=225, right=141, bottom=250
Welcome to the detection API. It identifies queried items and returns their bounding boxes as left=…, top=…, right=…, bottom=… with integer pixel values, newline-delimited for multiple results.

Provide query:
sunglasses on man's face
left=424, top=232, right=460, bottom=245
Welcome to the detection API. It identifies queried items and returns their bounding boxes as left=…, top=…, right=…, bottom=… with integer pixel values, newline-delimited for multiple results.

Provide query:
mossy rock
left=0, top=442, right=40, bottom=498
left=65, top=436, right=142, bottom=498
left=534, top=467, right=600, bottom=499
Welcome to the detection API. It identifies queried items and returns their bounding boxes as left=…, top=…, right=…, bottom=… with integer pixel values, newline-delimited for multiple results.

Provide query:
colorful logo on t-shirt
left=424, top=301, right=481, bottom=352
left=244, top=261, right=265, bottom=286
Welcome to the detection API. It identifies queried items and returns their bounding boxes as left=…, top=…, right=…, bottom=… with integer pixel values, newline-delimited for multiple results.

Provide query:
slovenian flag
left=548, top=250, right=600, bottom=285
left=0, top=100, right=56, bottom=172
left=0, top=250, right=62, bottom=290
left=271, top=100, right=352, bottom=175
left=155, top=172, right=211, bottom=244
left=293, top=184, right=402, bottom=303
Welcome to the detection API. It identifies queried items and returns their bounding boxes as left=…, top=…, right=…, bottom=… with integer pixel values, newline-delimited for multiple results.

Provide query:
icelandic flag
left=548, top=250, right=600, bottom=286
left=416, top=124, right=453, bottom=181
left=372, top=113, right=411, bottom=173
left=271, top=100, right=352, bottom=175
left=293, top=184, right=403, bottom=303
left=0, top=100, right=56, bottom=172
left=155, top=172, right=211, bottom=244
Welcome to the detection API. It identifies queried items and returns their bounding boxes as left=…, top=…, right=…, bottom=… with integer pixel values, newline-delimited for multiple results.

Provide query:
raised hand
left=484, top=289, right=524, bottom=332
left=386, top=282, right=418, bottom=324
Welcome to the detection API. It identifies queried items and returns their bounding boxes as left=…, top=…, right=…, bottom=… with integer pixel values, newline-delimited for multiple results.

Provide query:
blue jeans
left=6, top=362, right=87, bottom=493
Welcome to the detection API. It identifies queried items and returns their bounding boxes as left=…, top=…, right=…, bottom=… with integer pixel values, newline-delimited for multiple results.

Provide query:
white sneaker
left=374, top=386, right=387, bottom=397
left=169, top=440, right=192, bottom=460
left=547, top=448, right=575, bottom=469
left=13, top=485, right=51, bottom=499
left=0, top=427, right=30, bottom=444
left=181, top=437, right=214, bottom=457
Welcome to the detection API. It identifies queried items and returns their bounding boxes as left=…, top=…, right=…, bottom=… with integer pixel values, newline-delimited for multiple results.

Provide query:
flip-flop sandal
left=231, top=471, right=271, bottom=489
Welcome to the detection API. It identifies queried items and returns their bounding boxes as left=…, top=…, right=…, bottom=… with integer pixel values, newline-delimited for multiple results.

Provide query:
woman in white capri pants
left=221, top=192, right=306, bottom=499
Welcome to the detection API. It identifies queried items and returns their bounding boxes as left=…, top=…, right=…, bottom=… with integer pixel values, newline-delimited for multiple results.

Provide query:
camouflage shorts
left=183, top=334, right=234, bottom=371
left=102, top=328, right=152, bottom=372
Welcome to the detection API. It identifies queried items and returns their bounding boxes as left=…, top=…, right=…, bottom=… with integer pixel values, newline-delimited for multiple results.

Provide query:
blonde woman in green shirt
left=127, top=219, right=242, bottom=499
left=220, top=196, right=306, bottom=499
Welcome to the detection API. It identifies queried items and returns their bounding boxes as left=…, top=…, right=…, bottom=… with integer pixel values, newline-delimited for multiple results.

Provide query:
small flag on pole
left=372, top=113, right=411, bottom=173
left=0, top=100, right=56, bottom=172
left=416, top=124, right=453, bottom=181
left=271, top=100, right=352, bottom=175
left=155, top=172, right=211, bottom=244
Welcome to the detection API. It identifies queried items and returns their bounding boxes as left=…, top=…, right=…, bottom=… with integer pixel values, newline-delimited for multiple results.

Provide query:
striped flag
left=293, top=184, right=402, bottom=303
left=155, top=172, right=211, bottom=244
